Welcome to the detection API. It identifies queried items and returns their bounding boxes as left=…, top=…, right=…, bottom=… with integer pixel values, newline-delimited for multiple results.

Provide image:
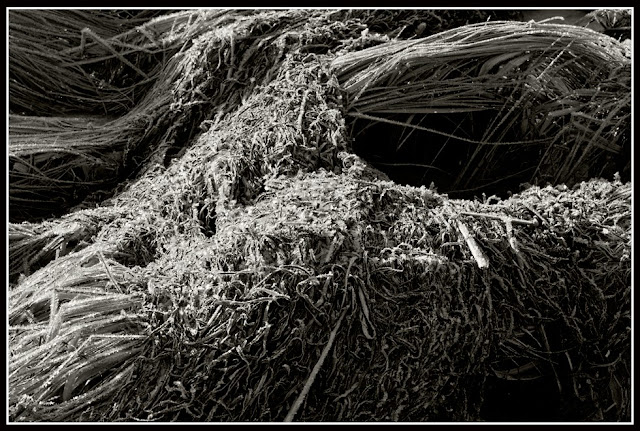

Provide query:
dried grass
left=332, top=20, right=630, bottom=195
left=8, top=9, right=364, bottom=222
left=8, top=9, right=631, bottom=423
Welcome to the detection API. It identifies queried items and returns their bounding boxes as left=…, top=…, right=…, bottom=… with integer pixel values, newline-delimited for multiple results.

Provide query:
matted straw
left=8, top=10, right=631, bottom=423
left=331, top=20, right=630, bottom=195
left=9, top=9, right=362, bottom=222
left=8, top=10, right=222, bottom=116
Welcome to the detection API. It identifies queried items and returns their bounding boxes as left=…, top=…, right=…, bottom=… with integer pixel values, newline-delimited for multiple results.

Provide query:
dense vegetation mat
left=8, top=9, right=631, bottom=422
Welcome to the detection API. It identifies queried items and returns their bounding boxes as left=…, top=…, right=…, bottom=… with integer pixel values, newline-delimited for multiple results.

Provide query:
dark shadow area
left=349, top=112, right=630, bottom=200
left=349, top=113, right=545, bottom=200
left=480, top=375, right=565, bottom=422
